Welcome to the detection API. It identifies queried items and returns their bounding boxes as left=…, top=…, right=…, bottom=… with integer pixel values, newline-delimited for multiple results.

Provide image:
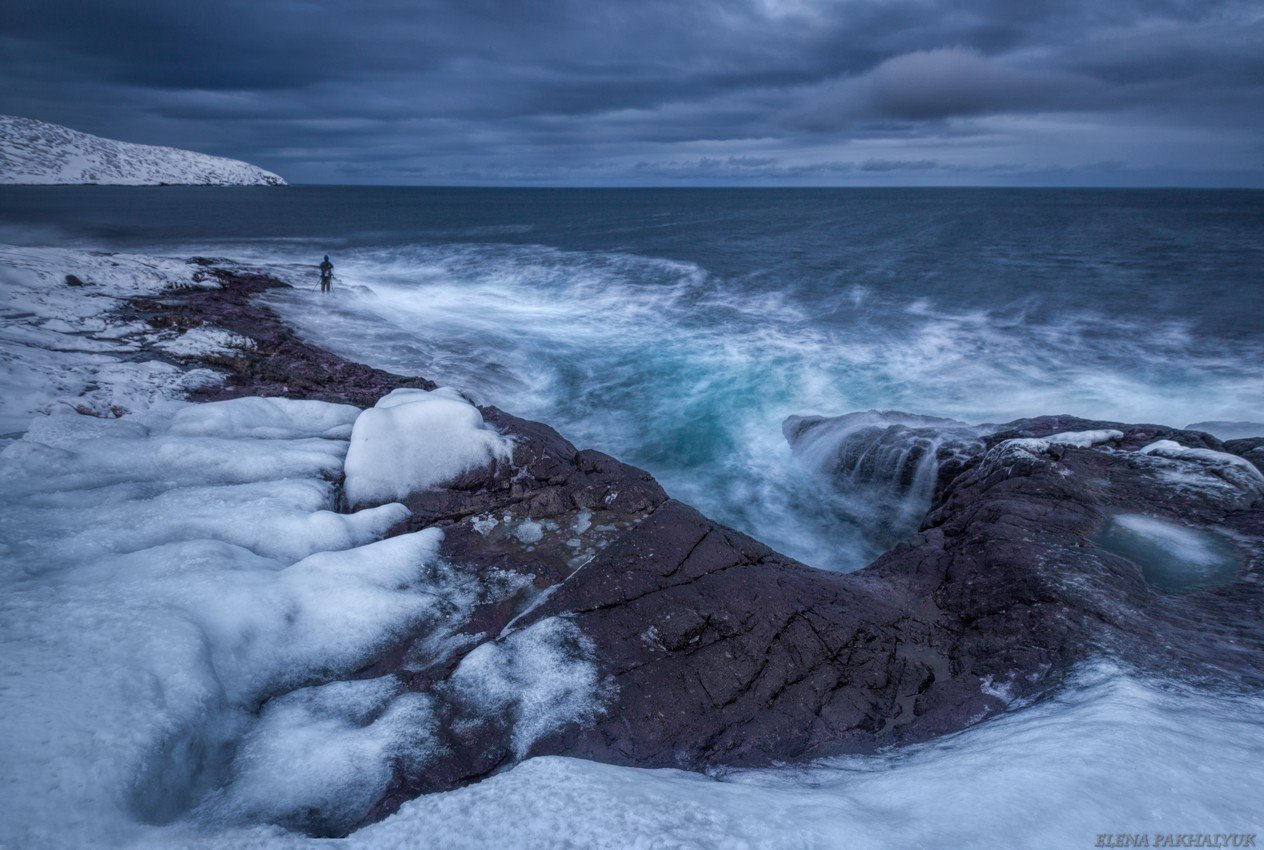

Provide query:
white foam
left=255, top=241, right=1264, bottom=572
left=343, top=387, right=513, bottom=506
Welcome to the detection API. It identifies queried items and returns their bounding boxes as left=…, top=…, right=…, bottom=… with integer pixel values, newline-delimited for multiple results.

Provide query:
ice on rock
left=212, top=679, right=438, bottom=837
left=155, top=326, right=256, bottom=358
left=0, top=393, right=512, bottom=846
left=1140, top=439, right=1264, bottom=486
left=514, top=519, right=545, bottom=544
left=450, top=617, right=609, bottom=758
left=1002, top=429, right=1124, bottom=456
left=471, top=514, right=499, bottom=535
left=168, top=396, right=361, bottom=440
left=0, top=245, right=225, bottom=434
left=1043, top=429, right=1123, bottom=448
left=344, top=387, right=513, bottom=506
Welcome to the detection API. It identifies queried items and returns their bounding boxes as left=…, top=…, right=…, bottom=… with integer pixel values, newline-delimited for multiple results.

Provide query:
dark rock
left=121, top=270, right=435, bottom=407
left=64, top=273, right=88, bottom=286
left=1226, top=437, right=1264, bottom=474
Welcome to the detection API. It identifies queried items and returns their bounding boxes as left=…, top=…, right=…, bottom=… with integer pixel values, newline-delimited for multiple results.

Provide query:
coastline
left=1, top=245, right=1262, bottom=842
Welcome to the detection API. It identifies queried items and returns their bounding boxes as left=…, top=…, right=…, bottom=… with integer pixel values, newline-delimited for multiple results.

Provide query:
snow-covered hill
left=0, top=116, right=286, bottom=186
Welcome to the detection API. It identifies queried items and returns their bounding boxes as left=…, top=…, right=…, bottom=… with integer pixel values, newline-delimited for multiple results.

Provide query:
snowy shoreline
left=0, top=245, right=606, bottom=844
left=2, top=244, right=1263, bottom=848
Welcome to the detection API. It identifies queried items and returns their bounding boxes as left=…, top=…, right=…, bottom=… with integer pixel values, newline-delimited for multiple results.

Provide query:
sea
left=5, top=186, right=1263, bottom=568
left=1, top=186, right=1262, bottom=848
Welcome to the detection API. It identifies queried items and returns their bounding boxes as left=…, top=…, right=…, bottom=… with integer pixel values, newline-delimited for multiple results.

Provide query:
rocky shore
left=113, top=262, right=1264, bottom=832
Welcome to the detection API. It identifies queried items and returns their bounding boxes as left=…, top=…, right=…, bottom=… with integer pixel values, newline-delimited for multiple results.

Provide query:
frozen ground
left=1, top=245, right=1261, bottom=849
left=0, top=244, right=227, bottom=436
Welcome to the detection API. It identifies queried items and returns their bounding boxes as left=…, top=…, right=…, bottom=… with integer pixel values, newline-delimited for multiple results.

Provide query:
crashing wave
left=783, top=410, right=985, bottom=537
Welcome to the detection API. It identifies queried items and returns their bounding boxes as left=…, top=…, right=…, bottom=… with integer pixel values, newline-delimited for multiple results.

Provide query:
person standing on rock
left=319, top=255, right=334, bottom=292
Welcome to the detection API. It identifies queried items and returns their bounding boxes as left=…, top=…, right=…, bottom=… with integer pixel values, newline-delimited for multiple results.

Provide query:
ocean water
left=2, top=188, right=1263, bottom=847
left=5, top=186, right=1262, bottom=567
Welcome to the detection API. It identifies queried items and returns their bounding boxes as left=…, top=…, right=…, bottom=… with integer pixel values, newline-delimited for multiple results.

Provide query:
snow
left=343, top=387, right=513, bottom=506
left=0, top=392, right=554, bottom=847
left=210, top=679, right=438, bottom=836
left=1002, top=429, right=1123, bottom=456
left=0, top=115, right=285, bottom=186
left=0, top=243, right=605, bottom=846
left=1140, top=439, right=1264, bottom=486
left=449, top=617, right=609, bottom=758
left=0, top=244, right=229, bottom=436
left=156, top=325, right=256, bottom=357
left=168, top=396, right=361, bottom=440
left=1044, top=428, right=1123, bottom=447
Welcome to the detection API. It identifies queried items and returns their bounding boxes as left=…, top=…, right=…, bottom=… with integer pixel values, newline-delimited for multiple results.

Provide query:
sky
left=2, top=0, right=1263, bottom=186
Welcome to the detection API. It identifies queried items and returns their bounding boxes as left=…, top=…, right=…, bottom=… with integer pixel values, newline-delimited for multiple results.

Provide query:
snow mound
left=0, top=115, right=285, bottom=185
left=344, top=387, right=513, bottom=506
left=215, top=678, right=438, bottom=836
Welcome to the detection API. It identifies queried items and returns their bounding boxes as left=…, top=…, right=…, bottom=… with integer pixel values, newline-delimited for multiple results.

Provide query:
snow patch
left=155, top=326, right=256, bottom=358
left=1002, top=429, right=1123, bottom=456
left=0, top=245, right=225, bottom=434
left=1140, top=440, right=1264, bottom=485
left=208, top=679, right=438, bottom=836
left=449, top=617, right=608, bottom=758
left=343, top=387, right=513, bottom=505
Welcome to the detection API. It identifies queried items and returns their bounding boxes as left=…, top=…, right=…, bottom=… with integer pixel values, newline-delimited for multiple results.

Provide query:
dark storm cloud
left=1, top=0, right=1262, bottom=184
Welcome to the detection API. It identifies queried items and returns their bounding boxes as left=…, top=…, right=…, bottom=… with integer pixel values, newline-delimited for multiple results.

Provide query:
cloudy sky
left=3, top=0, right=1262, bottom=185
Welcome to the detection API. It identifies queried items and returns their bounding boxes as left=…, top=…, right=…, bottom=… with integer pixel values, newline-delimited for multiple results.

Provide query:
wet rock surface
left=132, top=267, right=1264, bottom=830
